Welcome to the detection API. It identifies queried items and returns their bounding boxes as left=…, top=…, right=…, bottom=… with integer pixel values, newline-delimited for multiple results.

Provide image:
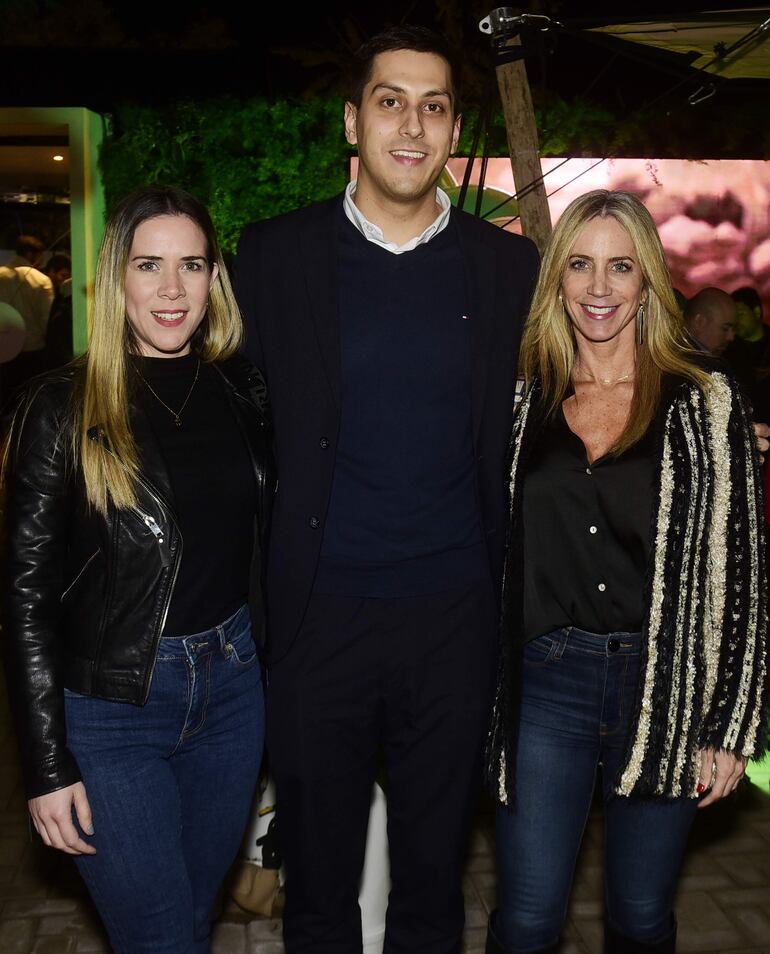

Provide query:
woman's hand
left=696, top=747, right=747, bottom=808
left=28, top=782, right=96, bottom=854
left=753, top=421, right=769, bottom=463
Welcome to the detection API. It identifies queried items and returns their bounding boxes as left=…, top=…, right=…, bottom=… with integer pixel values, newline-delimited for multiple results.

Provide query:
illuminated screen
left=351, top=157, right=770, bottom=322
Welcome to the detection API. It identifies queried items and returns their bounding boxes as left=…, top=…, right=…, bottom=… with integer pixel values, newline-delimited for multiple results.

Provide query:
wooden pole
left=494, top=35, right=552, bottom=254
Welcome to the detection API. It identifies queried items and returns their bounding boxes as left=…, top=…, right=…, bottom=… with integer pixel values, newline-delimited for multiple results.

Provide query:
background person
left=725, top=285, right=770, bottom=408
left=44, top=253, right=74, bottom=368
left=44, top=251, right=72, bottom=295
left=2, top=186, right=273, bottom=954
left=682, top=286, right=736, bottom=355
left=0, top=235, right=54, bottom=398
left=485, top=190, right=768, bottom=954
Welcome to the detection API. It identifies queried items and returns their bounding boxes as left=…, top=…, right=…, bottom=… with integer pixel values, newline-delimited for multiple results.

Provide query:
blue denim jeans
left=64, top=604, right=264, bottom=954
left=493, top=627, right=698, bottom=953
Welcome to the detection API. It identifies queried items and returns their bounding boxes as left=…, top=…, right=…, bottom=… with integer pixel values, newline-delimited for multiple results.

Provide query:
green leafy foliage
left=101, top=98, right=350, bottom=254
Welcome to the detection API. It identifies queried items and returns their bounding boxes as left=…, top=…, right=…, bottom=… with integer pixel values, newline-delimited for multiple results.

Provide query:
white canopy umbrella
left=591, top=8, right=770, bottom=80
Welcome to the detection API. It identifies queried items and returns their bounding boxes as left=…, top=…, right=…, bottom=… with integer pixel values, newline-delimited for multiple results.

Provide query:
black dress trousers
left=266, top=576, right=498, bottom=954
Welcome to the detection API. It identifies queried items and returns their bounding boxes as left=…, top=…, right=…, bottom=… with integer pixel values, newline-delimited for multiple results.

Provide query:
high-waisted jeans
left=493, top=627, right=698, bottom=953
left=64, top=603, right=264, bottom=954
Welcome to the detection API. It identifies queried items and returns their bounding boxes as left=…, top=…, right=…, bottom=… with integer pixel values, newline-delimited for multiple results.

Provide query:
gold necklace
left=575, top=366, right=634, bottom=386
left=597, top=370, right=633, bottom=385
left=137, top=358, right=200, bottom=427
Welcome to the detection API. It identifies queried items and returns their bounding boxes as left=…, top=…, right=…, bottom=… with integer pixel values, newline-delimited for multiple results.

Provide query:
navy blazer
left=234, top=195, right=539, bottom=662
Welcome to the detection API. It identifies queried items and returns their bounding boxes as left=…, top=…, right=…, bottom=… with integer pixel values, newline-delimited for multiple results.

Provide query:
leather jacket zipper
left=128, top=476, right=184, bottom=701
left=132, top=508, right=172, bottom=568
left=88, top=426, right=183, bottom=700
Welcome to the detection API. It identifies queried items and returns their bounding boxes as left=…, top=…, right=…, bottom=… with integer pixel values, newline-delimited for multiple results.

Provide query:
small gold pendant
left=174, top=416, right=181, bottom=427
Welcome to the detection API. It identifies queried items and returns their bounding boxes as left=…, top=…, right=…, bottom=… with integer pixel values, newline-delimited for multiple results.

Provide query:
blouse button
left=597, top=583, right=606, bottom=592
left=589, top=526, right=597, bottom=534
left=586, top=467, right=592, bottom=475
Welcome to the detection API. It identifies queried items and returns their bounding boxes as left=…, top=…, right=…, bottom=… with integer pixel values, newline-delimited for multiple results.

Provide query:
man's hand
left=28, top=782, right=96, bottom=854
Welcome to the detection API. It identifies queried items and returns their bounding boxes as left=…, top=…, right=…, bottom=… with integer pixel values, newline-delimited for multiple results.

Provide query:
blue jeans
left=64, top=604, right=264, bottom=954
left=493, top=627, right=697, bottom=953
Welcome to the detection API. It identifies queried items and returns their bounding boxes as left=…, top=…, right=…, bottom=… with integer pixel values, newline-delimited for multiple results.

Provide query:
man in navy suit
left=235, top=25, right=539, bottom=953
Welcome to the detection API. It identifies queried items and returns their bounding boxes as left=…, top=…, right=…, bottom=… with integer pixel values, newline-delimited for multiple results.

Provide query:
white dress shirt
left=343, top=181, right=452, bottom=255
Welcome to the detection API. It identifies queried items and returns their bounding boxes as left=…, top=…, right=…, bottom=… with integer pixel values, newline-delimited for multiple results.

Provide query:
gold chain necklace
left=597, top=370, right=633, bottom=385
left=574, top=365, right=635, bottom=387
left=137, top=358, right=201, bottom=427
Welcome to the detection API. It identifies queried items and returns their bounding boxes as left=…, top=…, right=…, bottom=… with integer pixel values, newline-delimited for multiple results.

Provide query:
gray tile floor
left=2, top=668, right=769, bottom=953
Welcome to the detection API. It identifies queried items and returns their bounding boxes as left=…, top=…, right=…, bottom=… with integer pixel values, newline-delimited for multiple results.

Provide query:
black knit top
left=133, top=353, right=255, bottom=637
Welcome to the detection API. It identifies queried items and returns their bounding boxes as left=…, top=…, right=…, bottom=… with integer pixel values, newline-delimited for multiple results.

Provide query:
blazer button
left=319, top=437, right=330, bottom=449
left=309, top=516, right=321, bottom=529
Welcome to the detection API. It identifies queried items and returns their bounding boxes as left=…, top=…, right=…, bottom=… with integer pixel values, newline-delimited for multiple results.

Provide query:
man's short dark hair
left=683, top=286, right=733, bottom=325
left=732, top=286, right=762, bottom=312
left=46, top=253, right=71, bottom=273
left=349, top=25, right=461, bottom=114
left=15, top=235, right=45, bottom=262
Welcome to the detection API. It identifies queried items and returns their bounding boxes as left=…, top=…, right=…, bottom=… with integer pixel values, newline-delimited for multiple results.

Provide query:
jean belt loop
left=553, top=628, right=569, bottom=659
left=217, top=620, right=232, bottom=657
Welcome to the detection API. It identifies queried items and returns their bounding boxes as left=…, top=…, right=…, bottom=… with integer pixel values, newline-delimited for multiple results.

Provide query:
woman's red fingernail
left=697, top=783, right=705, bottom=793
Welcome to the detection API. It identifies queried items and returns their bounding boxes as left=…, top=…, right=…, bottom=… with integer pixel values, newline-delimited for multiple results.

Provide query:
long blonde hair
left=81, top=186, right=243, bottom=513
left=520, top=189, right=709, bottom=453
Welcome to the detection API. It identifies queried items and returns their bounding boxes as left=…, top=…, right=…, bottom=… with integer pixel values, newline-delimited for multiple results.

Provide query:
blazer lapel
left=455, top=212, right=500, bottom=445
left=298, top=199, right=342, bottom=408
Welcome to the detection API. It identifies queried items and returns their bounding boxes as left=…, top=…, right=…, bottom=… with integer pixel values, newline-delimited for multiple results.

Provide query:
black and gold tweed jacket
left=486, top=368, right=769, bottom=802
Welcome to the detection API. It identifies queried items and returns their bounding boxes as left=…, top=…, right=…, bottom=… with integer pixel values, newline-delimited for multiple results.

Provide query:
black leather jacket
left=1, top=354, right=273, bottom=799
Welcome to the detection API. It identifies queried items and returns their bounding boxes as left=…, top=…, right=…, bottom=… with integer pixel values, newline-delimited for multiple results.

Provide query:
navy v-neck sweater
left=315, top=214, right=488, bottom=598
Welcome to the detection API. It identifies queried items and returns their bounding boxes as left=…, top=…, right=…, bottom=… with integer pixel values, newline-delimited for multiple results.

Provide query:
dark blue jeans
left=64, top=604, right=264, bottom=954
left=494, top=627, right=697, bottom=953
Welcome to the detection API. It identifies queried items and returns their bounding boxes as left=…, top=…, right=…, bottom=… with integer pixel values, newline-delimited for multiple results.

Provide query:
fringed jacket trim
left=485, top=371, right=768, bottom=803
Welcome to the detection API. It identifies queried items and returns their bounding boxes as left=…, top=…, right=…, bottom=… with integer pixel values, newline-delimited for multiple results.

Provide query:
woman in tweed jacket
left=485, top=191, right=768, bottom=954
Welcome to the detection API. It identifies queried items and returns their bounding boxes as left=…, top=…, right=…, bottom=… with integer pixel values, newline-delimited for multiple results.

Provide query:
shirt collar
left=343, top=181, right=452, bottom=255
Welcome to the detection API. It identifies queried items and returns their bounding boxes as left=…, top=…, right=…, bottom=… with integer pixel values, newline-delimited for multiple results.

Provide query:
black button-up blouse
left=521, top=403, right=656, bottom=641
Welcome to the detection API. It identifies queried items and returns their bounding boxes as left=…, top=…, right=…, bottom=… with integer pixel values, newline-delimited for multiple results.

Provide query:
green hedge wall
left=101, top=98, right=350, bottom=255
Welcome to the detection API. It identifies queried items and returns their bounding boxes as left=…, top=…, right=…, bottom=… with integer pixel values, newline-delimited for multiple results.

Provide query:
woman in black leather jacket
left=1, top=186, right=273, bottom=953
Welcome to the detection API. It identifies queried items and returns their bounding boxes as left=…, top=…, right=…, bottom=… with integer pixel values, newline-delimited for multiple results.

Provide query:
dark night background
left=2, top=0, right=769, bottom=122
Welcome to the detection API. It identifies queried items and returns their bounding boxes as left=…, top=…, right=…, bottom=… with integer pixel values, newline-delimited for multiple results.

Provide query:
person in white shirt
left=0, top=235, right=55, bottom=398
